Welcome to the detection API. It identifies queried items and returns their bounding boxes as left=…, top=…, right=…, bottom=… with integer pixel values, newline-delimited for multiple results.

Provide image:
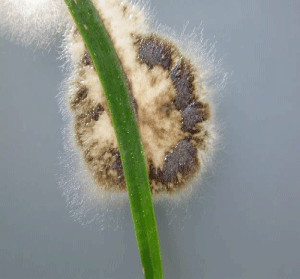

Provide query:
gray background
left=1, top=0, right=300, bottom=278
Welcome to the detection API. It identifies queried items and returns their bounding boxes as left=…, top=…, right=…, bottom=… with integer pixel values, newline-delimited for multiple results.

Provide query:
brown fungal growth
left=67, top=14, right=213, bottom=196
left=136, top=36, right=172, bottom=70
left=88, top=104, right=104, bottom=121
left=70, top=86, right=88, bottom=109
left=82, top=50, right=93, bottom=67
left=162, top=139, right=198, bottom=187
left=181, top=102, right=210, bottom=133
left=170, top=61, right=195, bottom=111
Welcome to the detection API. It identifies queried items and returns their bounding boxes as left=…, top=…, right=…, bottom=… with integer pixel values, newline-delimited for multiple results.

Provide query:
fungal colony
left=0, top=0, right=221, bottom=206
left=65, top=0, right=215, bottom=197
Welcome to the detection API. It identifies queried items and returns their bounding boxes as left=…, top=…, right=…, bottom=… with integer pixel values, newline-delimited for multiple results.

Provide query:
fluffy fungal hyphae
left=0, top=0, right=67, bottom=47
left=64, top=0, right=217, bottom=198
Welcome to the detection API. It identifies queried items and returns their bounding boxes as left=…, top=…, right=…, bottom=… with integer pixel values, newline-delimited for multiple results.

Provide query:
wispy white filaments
left=0, top=0, right=67, bottom=47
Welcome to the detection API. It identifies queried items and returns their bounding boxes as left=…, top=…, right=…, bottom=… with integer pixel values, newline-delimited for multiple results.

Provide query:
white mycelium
left=0, top=0, right=67, bottom=47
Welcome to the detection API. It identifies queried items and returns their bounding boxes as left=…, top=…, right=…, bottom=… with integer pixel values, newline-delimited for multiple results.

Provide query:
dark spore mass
left=79, top=103, right=104, bottom=123
left=149, top=163, right=157, bottom=180
left=138, top=37, right=171, bottom=69
left=162, top=139, right=197, bottom=184
left=123, top=72, right=138, bottom=116
left=170, top=62, right=194, bottom=111
left=82, top=50, right=93, bottom=66
left=71, top=86, right=88, bottom=107
left=181, top=102, right=205, bottom=132
left=89, top=104, right=104, bottom=121
left=131, top=96, right=138, bottom=116
left=112, top=151, right=125, bottom=181
left=149, top=163, right=164, bottom=184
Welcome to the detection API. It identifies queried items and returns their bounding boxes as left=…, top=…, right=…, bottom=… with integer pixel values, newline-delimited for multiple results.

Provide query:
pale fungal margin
left=63, top=0, right=217, bottom=197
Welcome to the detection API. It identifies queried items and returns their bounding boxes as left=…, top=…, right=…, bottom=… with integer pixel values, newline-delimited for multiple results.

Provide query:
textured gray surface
left=1, top=0, right=300, bottom=278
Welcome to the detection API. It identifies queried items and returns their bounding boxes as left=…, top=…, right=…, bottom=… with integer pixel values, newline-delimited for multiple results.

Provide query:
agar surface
left=64, top=0, right=215, bottom=196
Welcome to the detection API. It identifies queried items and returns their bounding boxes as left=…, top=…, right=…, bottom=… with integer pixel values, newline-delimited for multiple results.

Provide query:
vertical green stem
left=63, top=0, right=163, bottom=278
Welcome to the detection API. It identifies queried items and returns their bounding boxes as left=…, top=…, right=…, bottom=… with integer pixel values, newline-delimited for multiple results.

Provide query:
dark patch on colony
left=88, top=103, right=104, bottom=121
left=82, top=50, right=93, bottom=66
left=122, top=4, right=128, bottom=15
left=181, top=101, right=209, bottom=133
left=72, top=27, right=79, bottom=38
left=74, top=121, right=84, bottom=147
left=170, top=61, right=194, bottom=111
left=149, top=162, right=164, bottom=184
left=169, top=60, right=211, bottom=133
left=148, top=139, right=198, bottom=190
left=124, top=78, right=138, bottom=117
left=131, top=96, right=138, bottom=116
left=97, top=149, right=126, bottom=190
left=137, top=36, right=172, bottom=70
left=82, top=148, right=126, bottom=191
left=82, top=141, right=97, bottom=163
left=70, top=86, right=88, bottom=109
left=162, top=139, right=198, bottom=186
left=111, top=150, right=125, bottom=183
left=75, top=103, right=104, bottom=125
